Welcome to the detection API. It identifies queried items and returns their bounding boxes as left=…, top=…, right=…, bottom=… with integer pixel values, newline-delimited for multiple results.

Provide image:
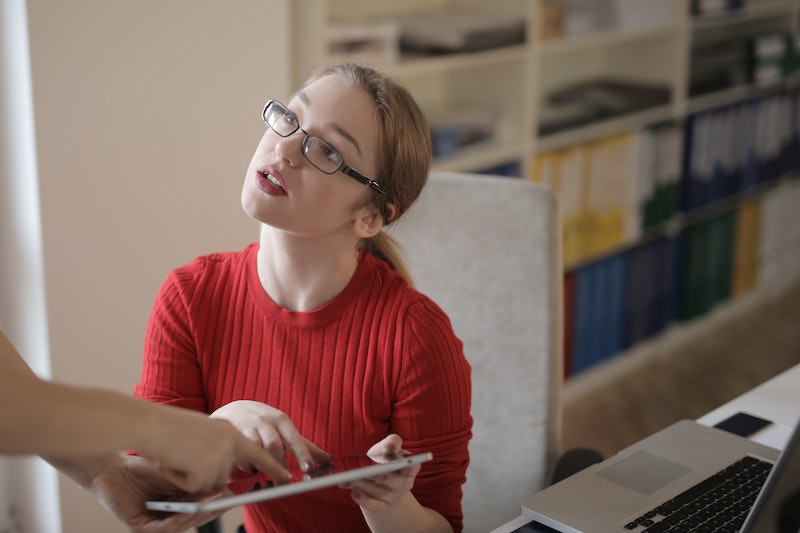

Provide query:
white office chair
left=390, top=171, right=563, bottom=533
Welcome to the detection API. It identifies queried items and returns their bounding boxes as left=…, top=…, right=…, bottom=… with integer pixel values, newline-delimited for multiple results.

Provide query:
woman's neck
left=256, top=227, right=361, bottom=312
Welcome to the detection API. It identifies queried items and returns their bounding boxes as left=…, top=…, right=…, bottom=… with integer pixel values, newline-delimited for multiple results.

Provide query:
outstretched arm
left=0, top=329, right=292, bottom=494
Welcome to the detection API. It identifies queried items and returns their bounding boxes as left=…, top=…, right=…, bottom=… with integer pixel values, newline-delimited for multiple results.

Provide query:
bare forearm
left=0, top=375, right=166, bottom=457
left=363, top=493, right=453, bottom=533
left=44, top=452, right=121, bottom=490
left=0, top=331, right=167, bottom=457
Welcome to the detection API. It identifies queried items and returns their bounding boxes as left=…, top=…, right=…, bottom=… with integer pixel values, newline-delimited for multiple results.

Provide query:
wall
left=9, top=1, right=290, bottom=531
left=1, top=1, right=57, bottom=531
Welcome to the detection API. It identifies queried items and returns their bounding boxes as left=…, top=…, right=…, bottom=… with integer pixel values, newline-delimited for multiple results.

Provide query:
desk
left=489, top=362, right=800, bottom=533
left=697, top=362, right=800, bottom=428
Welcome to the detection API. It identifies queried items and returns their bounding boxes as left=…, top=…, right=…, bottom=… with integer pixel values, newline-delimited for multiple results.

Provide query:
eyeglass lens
left=265, top=102, right=343, bottom=175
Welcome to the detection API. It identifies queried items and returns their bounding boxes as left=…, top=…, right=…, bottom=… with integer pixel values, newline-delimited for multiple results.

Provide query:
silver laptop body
left=522, top=419, right=787, bottom=533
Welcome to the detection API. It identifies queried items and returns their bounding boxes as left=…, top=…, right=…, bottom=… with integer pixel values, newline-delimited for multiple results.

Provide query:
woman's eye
left=320, top=144, right=338, bottom=161
left=284, top=114, right=298, bottom=127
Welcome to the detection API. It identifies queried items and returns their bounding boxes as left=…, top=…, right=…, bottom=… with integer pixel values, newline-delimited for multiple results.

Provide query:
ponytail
left=360, top=232, right=413, bottom=287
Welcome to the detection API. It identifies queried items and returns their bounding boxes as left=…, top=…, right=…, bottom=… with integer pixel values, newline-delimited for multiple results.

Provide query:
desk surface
left=489, top=362, right=800, bottom=533
left=697, top=362, right=800, bottom=428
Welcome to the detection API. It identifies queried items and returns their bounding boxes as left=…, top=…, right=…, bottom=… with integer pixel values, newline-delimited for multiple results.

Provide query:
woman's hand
left=90, top=454, right=223, bottom=533
left=210, top=400, right=331, bottom=474
left=142, top=406, right=293, bottom=493
left=344, top=435, right=452, bottom=533
left=342, top=434, right=419, bottom=511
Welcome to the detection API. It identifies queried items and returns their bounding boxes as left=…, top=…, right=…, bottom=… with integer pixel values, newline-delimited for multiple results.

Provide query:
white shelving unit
left=290, top=0, right=797, bottom=174
left=291, top=0, right=534, bottom=174
left=290, top=0, right=800, bottom=385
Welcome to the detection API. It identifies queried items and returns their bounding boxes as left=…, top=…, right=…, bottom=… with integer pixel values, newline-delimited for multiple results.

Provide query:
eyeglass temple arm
left=342, top=166, right=390, bottom=199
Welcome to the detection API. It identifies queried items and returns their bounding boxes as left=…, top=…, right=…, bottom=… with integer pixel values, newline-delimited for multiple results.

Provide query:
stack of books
left=540, top=78, right=671, bottom=135
left=748, top=32, right=797, bottom=87
left=691, top=0, right=745, bottom=17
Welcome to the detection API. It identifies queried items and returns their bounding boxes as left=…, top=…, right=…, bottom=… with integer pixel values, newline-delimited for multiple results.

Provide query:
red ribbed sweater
left=134, top=243, right=472, bottom=532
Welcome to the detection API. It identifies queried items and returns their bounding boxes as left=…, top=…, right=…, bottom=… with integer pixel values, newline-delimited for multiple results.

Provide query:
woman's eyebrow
left=295, top=91, right=362, bottom=156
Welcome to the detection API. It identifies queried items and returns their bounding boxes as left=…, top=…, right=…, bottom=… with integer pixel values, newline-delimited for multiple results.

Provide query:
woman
left=135, top=63, right=472, bottom=532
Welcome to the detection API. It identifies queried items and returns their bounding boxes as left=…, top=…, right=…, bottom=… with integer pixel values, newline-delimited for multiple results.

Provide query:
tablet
left=145, top=452, right=433, bottom=513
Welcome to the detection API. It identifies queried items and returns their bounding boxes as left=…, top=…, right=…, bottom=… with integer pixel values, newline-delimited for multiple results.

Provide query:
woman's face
left=242, top=75, right=381, bottom=239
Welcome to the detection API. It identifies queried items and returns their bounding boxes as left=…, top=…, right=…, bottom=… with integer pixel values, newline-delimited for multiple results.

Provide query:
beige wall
left=23, top=1, right=290, bottom=531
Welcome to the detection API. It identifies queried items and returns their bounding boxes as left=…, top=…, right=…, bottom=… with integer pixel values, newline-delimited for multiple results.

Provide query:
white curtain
left=0, top=0, right=61, bottom=531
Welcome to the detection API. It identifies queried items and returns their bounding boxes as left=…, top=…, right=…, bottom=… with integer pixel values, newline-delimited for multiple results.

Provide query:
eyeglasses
left=262, top=100, right=390, bottom=200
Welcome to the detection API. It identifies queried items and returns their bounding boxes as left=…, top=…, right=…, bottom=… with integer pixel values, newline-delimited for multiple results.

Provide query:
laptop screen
left=741, top=417, right=800, bottom=533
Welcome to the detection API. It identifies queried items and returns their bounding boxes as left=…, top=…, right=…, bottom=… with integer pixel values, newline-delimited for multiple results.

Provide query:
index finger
left=236, top=438, right=293, bottom=484
left=275, top=418, right=331, bottom=473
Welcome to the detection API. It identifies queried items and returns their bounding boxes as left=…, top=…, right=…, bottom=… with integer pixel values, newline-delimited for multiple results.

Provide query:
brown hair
left=300, top=63, right=432, bottom=283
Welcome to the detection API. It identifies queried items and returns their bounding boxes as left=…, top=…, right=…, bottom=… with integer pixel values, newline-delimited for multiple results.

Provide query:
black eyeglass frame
left=262, top=100, right=390, bottom=200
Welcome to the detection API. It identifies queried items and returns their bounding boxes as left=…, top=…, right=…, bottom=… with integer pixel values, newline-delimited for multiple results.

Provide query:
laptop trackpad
left=596, top=451, right=691, bottom=495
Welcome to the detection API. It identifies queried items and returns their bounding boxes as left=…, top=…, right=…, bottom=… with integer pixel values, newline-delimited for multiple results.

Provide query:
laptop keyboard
left=623, top=455, right=773, bottom=533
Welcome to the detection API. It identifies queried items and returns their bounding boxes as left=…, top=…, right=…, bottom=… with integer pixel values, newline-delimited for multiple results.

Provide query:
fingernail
left=303, top=460, right=314, bottom=472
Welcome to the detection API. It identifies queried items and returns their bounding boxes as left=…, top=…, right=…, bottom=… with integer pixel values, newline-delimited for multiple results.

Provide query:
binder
left=792, top=87, right=800, bottom=172
left=644, top=239, right=665, bottom=338
left=708, top=108, right=725, bottom=203
left=571, top=261, right=595, bottom=374
left=659, top=235, right=679, bottom=333
left=589, top=253, right=625, bottom=367
left=584, top=260, right=604, bottom=371
left=624, top=243, right=649, bottom=346
left=732, top=198, right=762, bottom=296
left=681, top=112, right=714, bottom=212
left=563, top=271, right=576, bottom=378
left=560, top=147, right=589, bottom=266
left=637, top=125, right=658, bottom=230
left=677, top=221, right=709, bottom=321
left=655, top=122, right=683, bottom=226
left=716, top=211, right=736, bottom=305
left=606, top=252, right=626, bottom=361
left=740, top=100, right=759, bottom=192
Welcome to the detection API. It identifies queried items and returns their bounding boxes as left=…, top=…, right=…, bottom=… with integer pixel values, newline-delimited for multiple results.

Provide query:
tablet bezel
left=145, top=452, right=433, bottom=513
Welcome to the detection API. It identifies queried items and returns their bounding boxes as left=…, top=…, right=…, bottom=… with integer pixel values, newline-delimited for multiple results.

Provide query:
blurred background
left=2, top=0, right=799, bottom=531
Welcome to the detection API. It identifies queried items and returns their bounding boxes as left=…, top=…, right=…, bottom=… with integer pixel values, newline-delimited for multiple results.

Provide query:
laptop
left=522, top=416, right=800, bottom=533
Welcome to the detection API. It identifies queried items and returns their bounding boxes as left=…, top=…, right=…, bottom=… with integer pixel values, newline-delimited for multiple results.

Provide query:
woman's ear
left=353, top=204, right=385, bottom=238
left=383, top=203, right=397, bottom=224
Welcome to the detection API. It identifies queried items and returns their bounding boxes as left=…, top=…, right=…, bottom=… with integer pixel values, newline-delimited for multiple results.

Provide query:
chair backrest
left=390, top=171, right=563, bottom=533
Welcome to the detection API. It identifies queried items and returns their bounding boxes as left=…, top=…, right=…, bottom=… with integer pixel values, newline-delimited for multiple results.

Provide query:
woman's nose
left=274, top=132, right=304, bottom=167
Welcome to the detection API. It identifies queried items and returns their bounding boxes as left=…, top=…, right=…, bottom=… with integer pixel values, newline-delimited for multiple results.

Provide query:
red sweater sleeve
left=134, top=260, right=207, bottom=412
left=390, top=298, right=472, bottom=531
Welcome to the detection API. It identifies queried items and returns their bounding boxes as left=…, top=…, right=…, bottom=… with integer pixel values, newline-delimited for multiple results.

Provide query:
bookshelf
left=290, top=0, right=800, bottom=381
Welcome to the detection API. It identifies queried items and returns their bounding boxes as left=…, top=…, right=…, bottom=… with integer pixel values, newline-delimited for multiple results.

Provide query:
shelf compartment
left=540, top=25, right=680, bottom=56
left=375, top=45, right=528, bottom=78
left=687, top=71, right=800, bottom=114
left=431, top=139, right=524, bottom=173
left=691, top=0, right=796, bottom=30
left=536, top=104, right=674, bottom=154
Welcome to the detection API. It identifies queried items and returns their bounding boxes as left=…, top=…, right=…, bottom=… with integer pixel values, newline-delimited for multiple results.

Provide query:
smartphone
left=714, top=412, right=771, bottom=437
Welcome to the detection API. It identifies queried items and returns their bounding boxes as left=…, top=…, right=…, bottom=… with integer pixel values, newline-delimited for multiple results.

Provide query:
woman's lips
left=256, top=169, right=287, bottom=196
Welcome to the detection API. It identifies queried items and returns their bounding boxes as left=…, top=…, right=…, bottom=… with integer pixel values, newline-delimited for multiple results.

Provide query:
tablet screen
left=145, top=452, right=433, bottom=513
